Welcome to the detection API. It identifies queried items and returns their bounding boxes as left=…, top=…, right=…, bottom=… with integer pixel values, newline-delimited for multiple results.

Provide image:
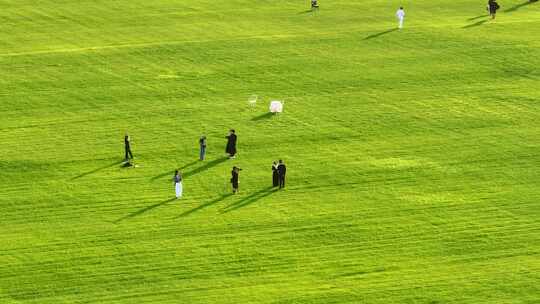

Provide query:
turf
left=1, top=0, right=539, bottom=303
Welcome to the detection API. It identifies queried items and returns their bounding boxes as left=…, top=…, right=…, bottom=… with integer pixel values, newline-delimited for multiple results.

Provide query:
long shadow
left=363, top=28, right=398, bottom=40
left=72, top=160, right=123, bottom=180
left=467, top=14, right=489, bottom=21
left=221, top=186, right=276, bottom=213
left=150, top=160, right=199, bottom=181
left=298, top=9, right=314, bottom=14
left=504, top=1, right=536, bottom=13
left=176, top=193, right=233, bottom=218
left=463, top=19, right=488, bottom=28
left=114, top=197, right=175, bottom=223
left=183, top=156, right=228, bottom=179
left=251, top=112, right=274, bottom=121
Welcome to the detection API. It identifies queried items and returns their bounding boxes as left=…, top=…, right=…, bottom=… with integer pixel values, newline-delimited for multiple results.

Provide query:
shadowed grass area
left=363, top=28, right=399, bottom=40
left=504, top=0, right=537, bottom=12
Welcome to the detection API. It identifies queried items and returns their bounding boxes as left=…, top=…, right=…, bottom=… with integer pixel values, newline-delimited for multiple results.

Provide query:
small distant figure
left=231, top=166, right=242, bottom=194
left=174, top=169, right=183, bottom=199
left=396, top=7, right=405, bottom=29
left=277, top=160, right=287, bottom=189
left=199, top=135, right=207, bottom=161
left=272, top=161, right=279, bottom=187
left=487, top=0, right=500, bottom=19
left=225, top=129, right=237, bottom=159
left=248, top=95, right=258, bottom=107
left=311, top=0, right=319, bottom=10
left=124, top=133, right=133, bottom=161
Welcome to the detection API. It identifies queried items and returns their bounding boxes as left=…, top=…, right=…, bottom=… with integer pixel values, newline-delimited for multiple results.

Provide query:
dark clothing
left=231, top=170, right=239, bottom=190
left=311, top=0, right=319, bottom=8
left=174, top=174, right=182, bottom=183
left=199, top=138, right=207, bottom=160
left=225, top=134, right=237, bottom=156
left=488, top=0, right=500, bottom=14
left=272, top=165, right=279, bottom=187
left=277, top=164, right=286, bottom=188
left=124, top=136, right=133, bottom=159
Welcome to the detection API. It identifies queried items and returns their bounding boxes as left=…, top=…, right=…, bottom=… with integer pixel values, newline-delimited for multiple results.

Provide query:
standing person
left=199, top=135, right=207, bottom=161
left=396, top=7, right=405, bottom=29
left=225, top=129, right=237, bottom=159
left=277, top=160, right=287, bottom=189
left=272, top=161, right=279, bottom=188
left=173, top=169, right=183, bottom=199
left=487, top=0, right=500, bottom=19
left=124, top=133, right=133, bottom=161
left=231, top=166, right=241, bottom=194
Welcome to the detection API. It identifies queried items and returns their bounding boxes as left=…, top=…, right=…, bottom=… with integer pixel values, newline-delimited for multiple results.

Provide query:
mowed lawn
left=1, top=0, right=539, bottom=303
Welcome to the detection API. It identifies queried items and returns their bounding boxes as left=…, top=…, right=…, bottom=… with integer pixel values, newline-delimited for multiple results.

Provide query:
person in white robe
left=173, top=170, right=183, bottom=199
left=396, top=7, right=405, bottom=29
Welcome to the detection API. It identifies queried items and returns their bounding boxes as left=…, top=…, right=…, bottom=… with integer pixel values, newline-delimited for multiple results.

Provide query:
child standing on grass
left=174, top=170, right=183, bottom=199
left=231, top=166, right=241, bottom=194
left=487, top=0, right=500, bottom=19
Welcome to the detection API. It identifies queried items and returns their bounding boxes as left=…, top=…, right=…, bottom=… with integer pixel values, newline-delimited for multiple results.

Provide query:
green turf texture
left=1, top=0, right=539, bottom=303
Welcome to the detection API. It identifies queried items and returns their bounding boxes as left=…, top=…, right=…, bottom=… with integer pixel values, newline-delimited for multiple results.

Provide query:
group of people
left=123, top=131, right=287, bottom=199
left=272, top=160, right=287, bottom=189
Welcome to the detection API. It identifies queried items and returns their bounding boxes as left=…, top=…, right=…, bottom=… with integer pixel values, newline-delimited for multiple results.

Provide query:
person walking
left=173, top=169, right=183, bottom=199
left=487, top=0, right=500, bottom=19
left=231, top=166, right=241, bottom=194
left=199, top=135, right=207, bottom=161
left=277, top=160, right=287, bottom=189
left=124, top=133, right=133, bottom=161
left=396, top=7, right=405, bottom=29
left=272, top=161, right=279, bottom=187
left=225, top=129, right=237, bottom=159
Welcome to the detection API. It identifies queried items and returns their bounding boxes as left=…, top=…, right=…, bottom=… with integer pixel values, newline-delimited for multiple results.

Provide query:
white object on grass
left=248, top=95, right=258, bottom=107
left=269, top=100, right=284, bottom=113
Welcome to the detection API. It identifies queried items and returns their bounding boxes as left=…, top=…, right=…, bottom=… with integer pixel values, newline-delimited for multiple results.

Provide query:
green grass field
left=1, top=0, right=539, bottom=303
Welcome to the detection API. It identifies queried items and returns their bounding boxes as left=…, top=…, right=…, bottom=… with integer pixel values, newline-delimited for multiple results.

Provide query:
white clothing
left=175, top=182, right=183, bottom=198
left=269, top=101, right=283, bottom=113
left=396, top=9, right=405, bottom=28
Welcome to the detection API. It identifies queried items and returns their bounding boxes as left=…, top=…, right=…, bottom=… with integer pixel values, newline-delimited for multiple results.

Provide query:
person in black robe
left=272, top=161, right=279, bottom=187
left=225, top=129, right=237, bottom=158
left=124, top=133, right=133, bottom=161
left=231, top=166, right=241, bottom=194
left=487, top=0, right=500, bottom=19
left=277, top=160, right=287, bottom=189
left=199, top=135, right=207, bottom=161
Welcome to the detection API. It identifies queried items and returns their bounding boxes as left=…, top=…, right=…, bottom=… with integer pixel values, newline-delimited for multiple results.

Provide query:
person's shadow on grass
left=363, top=28, right=399, bottom=40
left=504, top=0, right=536, bottom=13
left=151, top=157, right=227, bottom=181
left=463, top=19, right=488, bottom=28
left=220, top=186, right=276, bottom=213
left=114, top=197, right=176, bottom=223
left=176, top=193, right=233, bottom=218
left=251, top=112, right=274, bottom=121
left=467, top=14, right=489, bottom=21
left=71, top=160, right=124, bottom=180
